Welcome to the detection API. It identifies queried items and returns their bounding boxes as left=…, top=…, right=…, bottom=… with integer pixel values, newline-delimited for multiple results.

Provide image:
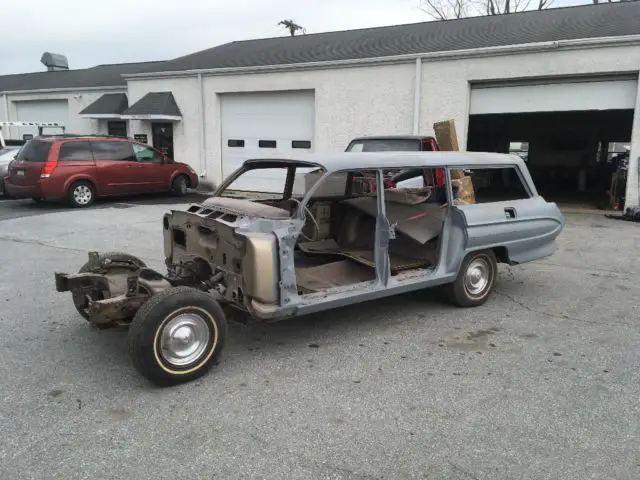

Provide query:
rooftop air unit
left=41, top=52, right=69, bottom=72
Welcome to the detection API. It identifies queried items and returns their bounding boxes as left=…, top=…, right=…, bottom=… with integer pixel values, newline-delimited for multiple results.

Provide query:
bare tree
left=420, top=0, right=468, bottom=19
left=420, top=0, right=553, bottom=19
left=278, top=19, right=306, bottom=36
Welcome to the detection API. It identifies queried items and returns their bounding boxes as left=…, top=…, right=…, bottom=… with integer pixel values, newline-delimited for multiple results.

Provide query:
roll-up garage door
left=220, top=90, right=315, bottom=192
left=470, top=78, right=638, bottom=115
left=15, top=100, right=69, bottom=138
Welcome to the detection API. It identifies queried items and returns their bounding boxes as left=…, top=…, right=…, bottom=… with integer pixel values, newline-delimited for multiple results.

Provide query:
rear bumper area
left=4, top=179, right=44, bottom=199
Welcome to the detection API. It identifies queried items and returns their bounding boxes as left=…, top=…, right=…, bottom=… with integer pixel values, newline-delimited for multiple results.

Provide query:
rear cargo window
left=346, top=139, right=421, bottom=152
left=15, top=140, right=52, bottom=163
left=59, top=141, right=93, bottom=161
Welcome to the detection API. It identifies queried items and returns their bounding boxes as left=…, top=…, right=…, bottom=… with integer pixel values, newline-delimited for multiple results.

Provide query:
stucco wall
left=1, top=89, right=125, bottom=139
left=200, top=63, right=415, bottom=184
left=126, top=46, right=640, bottom=192
left=419, top=44, right=640, bottom=149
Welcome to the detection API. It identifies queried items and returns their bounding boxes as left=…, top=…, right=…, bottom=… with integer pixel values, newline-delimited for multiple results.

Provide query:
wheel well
left=492, top=246, right=510, bottom=264
left=67, top=178, right=96, bottom=193
left=173, top=174, right=191, bottom=187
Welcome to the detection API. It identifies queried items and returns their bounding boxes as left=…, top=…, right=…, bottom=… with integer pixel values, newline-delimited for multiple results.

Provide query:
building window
left=259, top=140, right=277, bottom=148
left=228, top=139, right=245, bottom=147
left=292, top=140, right=311, bottom=149
left=107, top=121, right=127, bottom=138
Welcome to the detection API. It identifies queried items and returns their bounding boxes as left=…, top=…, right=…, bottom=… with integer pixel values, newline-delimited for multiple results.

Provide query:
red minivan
left=5, top=136, right=199, bottom=207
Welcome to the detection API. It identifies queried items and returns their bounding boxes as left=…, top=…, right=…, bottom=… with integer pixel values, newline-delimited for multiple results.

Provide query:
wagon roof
left=242, top=151, right=525, bottom=173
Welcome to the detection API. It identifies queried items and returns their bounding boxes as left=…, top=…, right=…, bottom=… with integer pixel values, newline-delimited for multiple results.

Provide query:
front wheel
left=127, top=286, right=227, bottom=386
left=170, top=175, right=189, bottom=197
left=442, top=250, right=497, bottom=308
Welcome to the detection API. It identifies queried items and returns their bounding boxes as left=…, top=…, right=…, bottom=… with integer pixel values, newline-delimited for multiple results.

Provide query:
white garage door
left=15, top=100, right=69, bottom=138
left=221, top=90, right=315, bottom=192
left=470, top=78, right=638, bottom=115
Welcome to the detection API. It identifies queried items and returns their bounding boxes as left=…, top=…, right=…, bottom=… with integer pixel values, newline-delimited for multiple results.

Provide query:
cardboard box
left=452, top=175, right=476, bottom=205
left=433, top=120, right=459, bottom=151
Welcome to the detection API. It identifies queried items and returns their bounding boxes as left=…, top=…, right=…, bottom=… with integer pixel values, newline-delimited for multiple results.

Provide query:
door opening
left=152, top=123, right=174, bottom=160
left=107, top=121, right=127, bottom=138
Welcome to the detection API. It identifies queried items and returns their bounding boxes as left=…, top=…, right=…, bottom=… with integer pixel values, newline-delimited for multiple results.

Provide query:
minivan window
left=346, top=139, right=422, bottom=152
left=91, top=141, right=136, bottom=161
left=59, top=141, right=93, bottom=161
left=15, top=140, right=52, bottom=163
left=132, top=144, right=163, bottom=164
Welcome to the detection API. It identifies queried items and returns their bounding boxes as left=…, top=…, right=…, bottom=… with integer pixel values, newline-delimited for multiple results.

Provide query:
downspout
left=413, top=58, right=422, bottom=135
left=197, top=72, right=207, bottom=181
left=624, top=69, right=640, bottom=211
left=2, top=94, right=10, bottom=139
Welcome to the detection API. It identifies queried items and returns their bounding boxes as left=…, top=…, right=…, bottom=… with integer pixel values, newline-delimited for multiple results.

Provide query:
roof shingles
left=0, top=61, right=164, bottom=93
left=0, top=3, right=638, bottom=92
left=79, top=93, right=128, bottom=115
left=121, top=92, right=182, bottom=118
left=156, top=2, right=640, bottom=73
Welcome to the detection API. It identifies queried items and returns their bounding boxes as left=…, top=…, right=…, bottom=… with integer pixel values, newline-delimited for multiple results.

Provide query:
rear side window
left=346, top=139, right=421, bottom=152
left=15, top=140, right=52, bottom=163
left=59, top=141, right=93, bottom=161
left=91, top=141, right=136, bottom=161
left=452, top=167, right=530, bottom=205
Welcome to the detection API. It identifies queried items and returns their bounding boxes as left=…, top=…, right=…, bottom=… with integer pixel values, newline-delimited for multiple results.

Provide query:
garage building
left=0, top=59, right=165, bottom=140
left=1, top=2, right=639, bottom=209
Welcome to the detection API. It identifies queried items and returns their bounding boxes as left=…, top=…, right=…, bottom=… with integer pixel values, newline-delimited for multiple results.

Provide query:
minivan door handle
left=504, top=207, right=517, bottom=219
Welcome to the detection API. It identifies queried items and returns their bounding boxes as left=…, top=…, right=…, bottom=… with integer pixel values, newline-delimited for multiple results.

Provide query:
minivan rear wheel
left=68, top=181, right=95, bottom=208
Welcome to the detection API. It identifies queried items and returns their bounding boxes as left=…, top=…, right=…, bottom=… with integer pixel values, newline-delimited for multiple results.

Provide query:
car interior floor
left=290, top=188, right=446, bottom=295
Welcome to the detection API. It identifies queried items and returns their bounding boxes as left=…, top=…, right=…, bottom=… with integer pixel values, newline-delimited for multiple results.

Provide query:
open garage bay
left=468, top=109, right=634, bottom=208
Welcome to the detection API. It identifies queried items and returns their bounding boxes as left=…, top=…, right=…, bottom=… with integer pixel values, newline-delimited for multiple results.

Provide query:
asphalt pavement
left=0, top=198, right=638, bottom=479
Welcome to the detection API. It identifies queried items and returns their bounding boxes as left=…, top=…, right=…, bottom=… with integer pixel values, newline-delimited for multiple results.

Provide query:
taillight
left=40, top=160, right=57, bottom=178
left=423, top=138, right=438, bottom=151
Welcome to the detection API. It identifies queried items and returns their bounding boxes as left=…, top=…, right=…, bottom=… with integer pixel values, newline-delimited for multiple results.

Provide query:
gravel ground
left=0, top=199, right=638, bottom=480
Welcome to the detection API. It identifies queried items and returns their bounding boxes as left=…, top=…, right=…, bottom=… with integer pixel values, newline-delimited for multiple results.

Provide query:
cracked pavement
left=0, top=198, right=639, bottom=479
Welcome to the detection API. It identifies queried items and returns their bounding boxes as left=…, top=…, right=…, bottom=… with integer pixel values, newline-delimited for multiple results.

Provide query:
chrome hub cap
left=464, top=258, right=490, bottom=296
left=73, top=185, right=92, bottom=205
left=159, top=313, right=210, bottom=367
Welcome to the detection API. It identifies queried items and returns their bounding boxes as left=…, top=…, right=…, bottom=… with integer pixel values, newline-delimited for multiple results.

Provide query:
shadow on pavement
left=0, top=191, right=212, bottom=221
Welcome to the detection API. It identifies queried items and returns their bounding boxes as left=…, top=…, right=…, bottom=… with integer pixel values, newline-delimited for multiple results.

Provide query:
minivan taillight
left=40, top=160, right=58, bottom=178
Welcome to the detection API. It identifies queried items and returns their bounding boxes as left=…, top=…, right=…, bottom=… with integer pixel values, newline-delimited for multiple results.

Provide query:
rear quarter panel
left=50, top=142, right=99, bottom=196
left=454, top=196, right=564, bottom=264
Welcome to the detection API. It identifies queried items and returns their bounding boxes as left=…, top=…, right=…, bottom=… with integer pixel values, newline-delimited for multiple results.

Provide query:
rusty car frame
left=54, top=151, right=565, bottom=386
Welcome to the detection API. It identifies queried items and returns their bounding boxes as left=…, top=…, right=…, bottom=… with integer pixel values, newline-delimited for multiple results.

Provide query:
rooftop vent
left=41, top=52, right=69, bottom=72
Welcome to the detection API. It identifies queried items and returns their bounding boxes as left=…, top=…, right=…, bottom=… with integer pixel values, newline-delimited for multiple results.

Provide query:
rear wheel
left=68, top=181, right=95, bottom=208
left=171, top=175, right=189, bottom=197
left=442, top=250, right=497, bottom=308
left=128, top=286, right=227, bottom=386
left=72, top=252, right=147, bottom=324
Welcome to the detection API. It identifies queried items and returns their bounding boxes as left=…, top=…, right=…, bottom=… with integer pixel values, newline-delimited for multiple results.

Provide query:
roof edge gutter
left=0, top=85, right=126, bottom=95
left=122, top=34, right=640, bottom=80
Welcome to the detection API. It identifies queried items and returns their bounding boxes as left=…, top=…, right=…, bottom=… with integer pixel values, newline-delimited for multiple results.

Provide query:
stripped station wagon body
left=54, top=151, right=565, bottom=386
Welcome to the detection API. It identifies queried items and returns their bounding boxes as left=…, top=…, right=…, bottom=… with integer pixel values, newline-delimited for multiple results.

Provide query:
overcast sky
left=2, top=0, right=588, bottom=75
